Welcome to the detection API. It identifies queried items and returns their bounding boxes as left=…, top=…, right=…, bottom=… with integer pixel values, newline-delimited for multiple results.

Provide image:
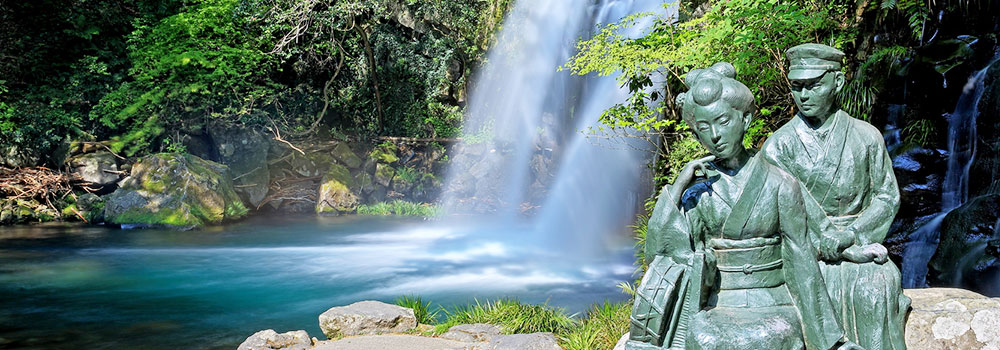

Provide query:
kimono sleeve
left=645, top=185, right=698, bottom=266
left=848, top=127, right=901, bottom=245
left=777, top=173, right=845, bottom=350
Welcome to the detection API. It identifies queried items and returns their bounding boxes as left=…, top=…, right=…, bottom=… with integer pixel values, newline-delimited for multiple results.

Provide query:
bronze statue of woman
left=628, top=63, right=859, bottom=350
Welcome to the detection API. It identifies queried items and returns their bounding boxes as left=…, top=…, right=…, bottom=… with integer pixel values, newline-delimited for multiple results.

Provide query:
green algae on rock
left=103, top=153, right=248, bottom=229
left=315, top=163, right=359, bottom=215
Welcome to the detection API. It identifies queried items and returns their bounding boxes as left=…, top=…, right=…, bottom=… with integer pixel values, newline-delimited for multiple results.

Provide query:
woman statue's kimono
left=627, top=63, right=858, bottom=350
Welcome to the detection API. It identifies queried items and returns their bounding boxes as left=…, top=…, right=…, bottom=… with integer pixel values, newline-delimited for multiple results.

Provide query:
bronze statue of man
left=628, top=63, right=860, bottom=350
left=761, top=43, right=909, bottom=350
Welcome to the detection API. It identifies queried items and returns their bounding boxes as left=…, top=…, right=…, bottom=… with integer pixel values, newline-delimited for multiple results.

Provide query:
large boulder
left=318, top=301, right=417, bottom=339
left=238, top=329, right=312, bottom=350
left=68, top=151, right=120, bottom=189
left=209, top=125, right=270, bottom=208
left=315, top=164, right=359, bottom=215
left=104, top=153, right=248, bottom=229
left=905, top=288, right=1000, bottom=349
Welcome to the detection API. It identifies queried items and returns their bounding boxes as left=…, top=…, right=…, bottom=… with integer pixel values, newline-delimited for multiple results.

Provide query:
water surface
left=0, top=216, right=634, bottom=349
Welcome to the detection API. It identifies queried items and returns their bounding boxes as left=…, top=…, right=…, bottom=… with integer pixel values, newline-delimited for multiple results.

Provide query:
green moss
left=326, top=164, right=353, bottom=188
left=110, top=205, right=203, bottom=228
left=370, top=141, right=399, bottom=164
left=332, top=143, right=362, bottom=168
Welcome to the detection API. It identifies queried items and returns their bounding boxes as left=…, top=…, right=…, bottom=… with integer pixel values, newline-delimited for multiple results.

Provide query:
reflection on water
left=0, top=216, right=634, bottom=349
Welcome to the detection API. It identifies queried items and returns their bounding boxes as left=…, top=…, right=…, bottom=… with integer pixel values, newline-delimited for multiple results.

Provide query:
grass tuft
left=356, top=200, right=440, bottom=217
left=394, top=295, right=441, bottom=324
left=558, top=301, right=631, bottom=350
left=434, top=298, right=575, bottom=335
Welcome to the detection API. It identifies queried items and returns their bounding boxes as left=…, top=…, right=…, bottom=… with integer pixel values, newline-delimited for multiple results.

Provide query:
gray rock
left=440, top=323, right=502, bottom=343
left=318, top=301, right=417, bottom=339
left=238, top=329, right=312, bottom=350
left=209, top=125, right=269, bottom=207
left=313, top=334, right=468, bottom=350
left=69, top=151, right=119, bottom=187
left=485, top=332, right=561, bottom=350
left=237, top=331, right=304, bottom=350
left=905, top=288, right=1000, bottom=350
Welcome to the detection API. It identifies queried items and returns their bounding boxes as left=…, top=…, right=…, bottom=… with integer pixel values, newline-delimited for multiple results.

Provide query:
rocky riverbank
left=239, top=300, right=562, bottom=350
left=0, top=127, right=454, bottom=228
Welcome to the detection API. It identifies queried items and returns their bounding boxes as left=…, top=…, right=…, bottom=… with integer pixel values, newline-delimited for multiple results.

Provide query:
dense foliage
left=564, top=0, right=978, bottom=187
left=0, top=0, right=512, bottom=165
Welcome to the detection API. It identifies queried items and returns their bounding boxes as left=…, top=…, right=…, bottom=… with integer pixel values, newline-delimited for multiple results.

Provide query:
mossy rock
left=0, top=198, right=58, bottom=225
left=60, top=193, right=105, bottom=223
left=104, top=153, right=248, bottom=229
left=332, top=143, right=362, bottom=169
left=316, top=164, right=359, bottom=215
left=375, top=164, right=396, bottom=187
left=371, top=142, right=399, bottom=164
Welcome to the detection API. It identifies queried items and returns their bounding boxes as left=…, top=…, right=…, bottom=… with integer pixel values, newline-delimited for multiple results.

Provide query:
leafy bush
left=92, top=0, right=279, bottom=156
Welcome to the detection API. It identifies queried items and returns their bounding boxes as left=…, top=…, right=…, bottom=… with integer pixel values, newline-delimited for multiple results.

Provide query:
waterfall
left=442, top=0, right=673, bottom=255
left=901, top=54, right=998, bottom=288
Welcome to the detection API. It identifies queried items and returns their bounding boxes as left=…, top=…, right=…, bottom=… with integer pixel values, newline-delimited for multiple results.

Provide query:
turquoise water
left=0, top=215, right=635, bottom=349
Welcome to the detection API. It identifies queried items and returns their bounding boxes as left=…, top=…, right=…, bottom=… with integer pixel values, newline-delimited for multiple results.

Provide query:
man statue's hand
left=818, top=229, right=854, bottom=261
left=842, top=243, right=888, bottom=264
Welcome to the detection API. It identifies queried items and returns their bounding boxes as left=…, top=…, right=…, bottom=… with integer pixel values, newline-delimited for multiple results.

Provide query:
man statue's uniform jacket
left=762, top=109, right=910, bottom=350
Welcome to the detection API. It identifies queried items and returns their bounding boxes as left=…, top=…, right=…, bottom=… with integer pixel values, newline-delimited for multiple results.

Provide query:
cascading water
left=443, top=0, right=674, bottom=254
left=901, top=54, right=998, bottom=288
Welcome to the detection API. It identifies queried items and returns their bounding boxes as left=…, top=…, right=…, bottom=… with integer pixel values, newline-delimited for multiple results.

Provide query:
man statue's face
left=789, top=71, right=843, bottom=119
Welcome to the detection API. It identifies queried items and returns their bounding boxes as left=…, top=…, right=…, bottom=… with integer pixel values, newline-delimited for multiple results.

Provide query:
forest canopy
left=0, top=0, right=512, bottom=165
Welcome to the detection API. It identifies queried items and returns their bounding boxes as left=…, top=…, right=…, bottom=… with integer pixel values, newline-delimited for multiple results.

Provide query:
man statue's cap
left=786, top=43, right=844, bottom=80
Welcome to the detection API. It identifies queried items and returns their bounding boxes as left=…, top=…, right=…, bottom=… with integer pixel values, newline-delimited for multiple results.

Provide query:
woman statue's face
left=689, top=101, right=747, bottom=160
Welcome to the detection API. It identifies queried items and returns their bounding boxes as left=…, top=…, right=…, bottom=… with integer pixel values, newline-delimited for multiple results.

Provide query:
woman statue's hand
left=668, top=155, right=716, bottom=206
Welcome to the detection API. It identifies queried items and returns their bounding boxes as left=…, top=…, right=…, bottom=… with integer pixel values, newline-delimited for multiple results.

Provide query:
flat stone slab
left=904, top=288, right=1000, bottom=350
left=313, top=334, right=471, bottom=350
left=440, top=323, right=502, bottom=343
left=485, top=332, right=561, bottom=350
left=318, top=301, right=417, bottom=339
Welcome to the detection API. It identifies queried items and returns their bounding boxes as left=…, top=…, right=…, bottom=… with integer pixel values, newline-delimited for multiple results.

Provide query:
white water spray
left=443, top=0, right=674, bottom=255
